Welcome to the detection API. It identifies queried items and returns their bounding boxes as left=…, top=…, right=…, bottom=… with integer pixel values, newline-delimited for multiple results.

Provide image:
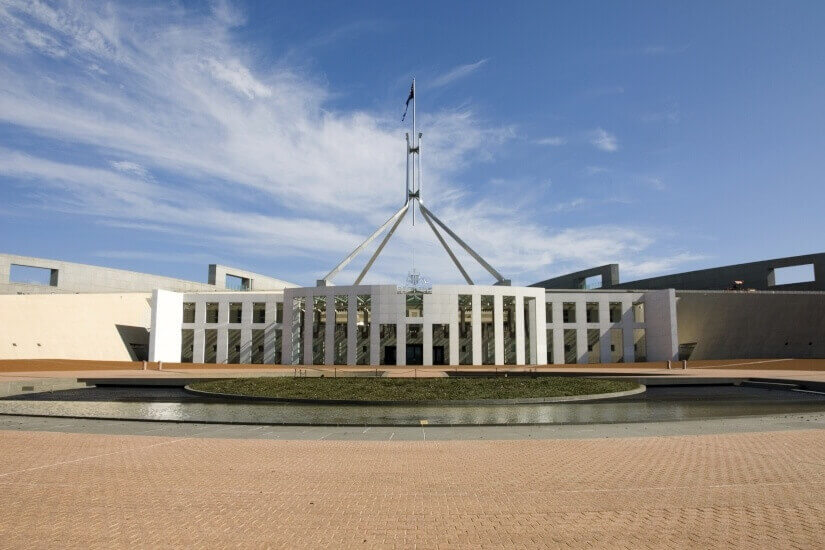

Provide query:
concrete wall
left=0, top=293, right=152, bottom=361
left=613, top=253, right=825, bottom=291
left=532, top=264, right=620, bottom=290
left=0, top=253, right=297, bottom=294
left=148, top=290, right=183, bottom=362
left=676, top=291, right=825, bottom=359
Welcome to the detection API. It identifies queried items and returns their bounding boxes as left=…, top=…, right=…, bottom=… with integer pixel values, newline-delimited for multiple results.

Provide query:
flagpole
left=411, top=77, right=416, bottom=225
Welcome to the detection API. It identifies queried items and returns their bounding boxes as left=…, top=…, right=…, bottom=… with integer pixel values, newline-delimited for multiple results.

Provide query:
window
left=9, top=264, right=57, bottom=286
left=225, top=274, right=250, bottom=291
left=771, top=264, right=815, bottom=286
left=633, top=302, right=645, bottom=323
left=204, top=329, right=218, bottom=363
left=253, top=302, right=266, bottom=323
left=584, top=274, right=602, bottom=289
left=182, top=302, right=196, bottom=323
left=206, top=303, right=219, bottom=324
left=406, top=292, right=423, bottom=317
left=609, top=302, right=622, bottom=323
left=458, top=294, right=473, bottom=365
left=586, top=302, right=599, bottom=323
left=181, top=329, right=194, bottom=363
left=563, top=329, right=577, bottom=364
left=229, top=302, right=242, bottom=323
left=228, top=329, right=241, bottom=363
left=276, top=302, right=283, bottom=323
left=545, top=302, right=553, bottom=323
left=562, top=302, right=576, bottom=323
left=251, top=329, right=264, bottom=364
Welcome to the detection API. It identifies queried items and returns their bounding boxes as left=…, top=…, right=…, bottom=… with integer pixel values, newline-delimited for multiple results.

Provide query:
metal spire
left=317, top=78, right=510, bottom=287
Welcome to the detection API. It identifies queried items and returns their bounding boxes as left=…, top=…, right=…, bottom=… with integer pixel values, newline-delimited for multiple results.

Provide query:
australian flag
left=401, top=81, right=414, bottom=121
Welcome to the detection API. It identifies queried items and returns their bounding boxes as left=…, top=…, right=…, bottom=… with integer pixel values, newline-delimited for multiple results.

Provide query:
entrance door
left=432, top=345, right=445, bottom=365
left=406, top=344, right=423, bottom=365
left=383, top=345, right=396, bottom=365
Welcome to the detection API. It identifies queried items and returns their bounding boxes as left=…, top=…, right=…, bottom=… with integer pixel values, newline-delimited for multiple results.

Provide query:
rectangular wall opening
left=586, top=302, right=599, bottom=323
left=432, top=324, right=449, bottom=365
left=481, top=295, right=495, bottom=365
left=356, top=295, right=371, bottom=365
left=771, top=264, right=815, bottom=286
left=183, top=302, right=196, bottom=323
left=204, top=329, right=217, bottom=363
left=562, top=302, right=576, bottom=323
left=206, top=302, right=219, bottom=323
left=458, top=295, right=473, bottom=365
left=405, top=292, right=423, bottom=317
left=181, top=329, right=194, bottom=363
left=228, top=329, right=241, bottom=363
left=251, top=329, right=264, bottom=364
left=229, top=302, right=242, bottom=323
left=334, top=295, right=348, bottom=365
left=545, top=302, right=553, bottom=323
left=270, top=327, right=282, bottom=364
left=546, top=329, right=553, bottom=364
left=312, top=296, right=326, bottom=365
left=584, top=274, right=602, bottom=289
left=406, top=324, right=423, bottom=365
left=563, top=329, right=577, bottom=364
left=609, top=302, right=622, bottom=323
left=9, top=264, right=57, bottom=286
left=253, top=302, right=266, bottom=323
left=380, top=324, right=397, bottom=365
left=633, top=302, right=645, bottom=323
left=502, top=296, right=516, bottom=365
left=225, top=274, right=250, bottom=291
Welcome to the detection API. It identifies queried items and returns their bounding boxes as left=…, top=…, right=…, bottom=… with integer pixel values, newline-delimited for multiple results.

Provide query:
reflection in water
left=2, top=397, right=825, bottom=426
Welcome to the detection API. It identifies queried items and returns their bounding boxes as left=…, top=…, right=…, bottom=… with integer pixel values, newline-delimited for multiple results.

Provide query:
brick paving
left=1, top=429, right=824, bottom=548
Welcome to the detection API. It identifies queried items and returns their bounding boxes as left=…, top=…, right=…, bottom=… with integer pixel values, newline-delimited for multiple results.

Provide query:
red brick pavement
left=1, top=429, right=825, bottom=548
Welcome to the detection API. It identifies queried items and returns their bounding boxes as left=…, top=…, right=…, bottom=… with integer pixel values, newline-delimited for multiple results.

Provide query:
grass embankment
left=190, top=376, right=638, bottom=402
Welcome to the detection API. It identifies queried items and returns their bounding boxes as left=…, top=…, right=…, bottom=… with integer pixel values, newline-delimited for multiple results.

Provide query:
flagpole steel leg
left=418, top=204, right=509, bottom=285
left=354, top=203, right=410, bottom=285
left=419, top=203, right=473, bottom=285
left=318, top=203, right=410, bottom=286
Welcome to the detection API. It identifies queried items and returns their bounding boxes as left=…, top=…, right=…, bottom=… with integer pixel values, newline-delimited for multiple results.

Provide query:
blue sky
left=1, top=1, right=823, bottom=287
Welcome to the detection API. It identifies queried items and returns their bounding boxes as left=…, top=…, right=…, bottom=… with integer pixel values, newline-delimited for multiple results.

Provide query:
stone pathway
left=1, top=428, right=824, bottom=548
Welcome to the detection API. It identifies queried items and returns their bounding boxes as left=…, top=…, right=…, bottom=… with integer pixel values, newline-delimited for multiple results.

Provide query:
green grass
left=190, top=376, right=638, bottom=402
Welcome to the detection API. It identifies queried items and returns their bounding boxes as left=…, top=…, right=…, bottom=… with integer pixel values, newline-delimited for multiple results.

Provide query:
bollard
left=682, top=360, right=687, bottom=370
left=667, top=360, right=671, bottom=370
left=142, top=360, right=147, bottom=371
left=158, top=361, right=163, bottom=371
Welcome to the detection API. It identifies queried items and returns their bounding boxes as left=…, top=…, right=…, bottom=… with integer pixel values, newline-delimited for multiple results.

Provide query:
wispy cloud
left=590, top=128, right=618, bottom=152
left=0, top=2, right=689, bottom=285
left=535, top=136, right=566, bottom=146
left=430, top=59, right=488, bottom=89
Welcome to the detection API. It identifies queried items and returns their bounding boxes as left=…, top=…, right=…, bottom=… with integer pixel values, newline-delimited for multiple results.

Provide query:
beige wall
left=0, top=293, right=152, bottom=361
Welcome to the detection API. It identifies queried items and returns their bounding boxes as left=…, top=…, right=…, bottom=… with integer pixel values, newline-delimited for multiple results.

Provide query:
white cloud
left=590, top=128, right=618, bottom=152
left=0, top=2, right=689, bottom=285
left=430, top=59, right=488, bottom=89
left=535, top=136, right=566, bottom=146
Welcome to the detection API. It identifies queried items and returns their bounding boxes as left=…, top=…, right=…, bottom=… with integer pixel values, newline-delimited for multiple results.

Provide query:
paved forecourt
left=1, top=428, right=825, bottom=548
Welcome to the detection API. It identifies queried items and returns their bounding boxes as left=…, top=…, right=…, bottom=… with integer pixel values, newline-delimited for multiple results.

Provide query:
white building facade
left=149, top=285, right=678, bottom=365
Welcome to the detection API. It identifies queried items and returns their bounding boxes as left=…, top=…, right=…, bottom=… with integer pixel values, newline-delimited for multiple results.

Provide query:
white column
left=471, top=293, right=482, bottom=365
left=216, top=328, right=228, bottom=364
left=193, top=329, right=205, bottom=363
left=325, top=295, right=335, bottom=365
left=515, top=295, right=525, bottom=365
left=347, top=293, right=357, bottom=365
left=423, top=322, right=433, bottom=365
left=396, top=322, right=406, bottom=366
left=532, top=295, right=544, bottom=365
left=240, top=328, right=252, bottom=364
left=281, top=297, right=293, bottom=365
left=449, top=318, right=459, bottom=366
left=494, top=294, right=504, bottom=365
